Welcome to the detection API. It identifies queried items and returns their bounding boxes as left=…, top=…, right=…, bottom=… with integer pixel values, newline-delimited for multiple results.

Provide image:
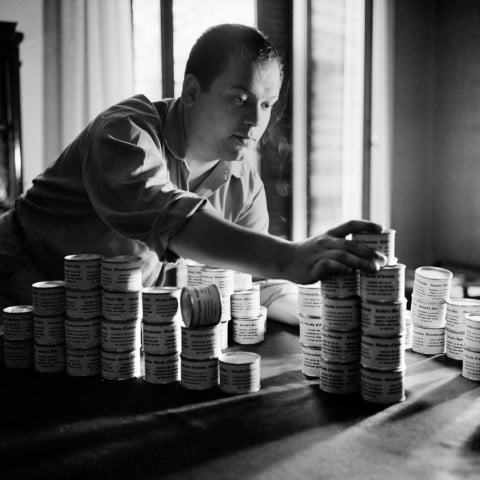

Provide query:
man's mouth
left=232, top=134, right=255, bottom=146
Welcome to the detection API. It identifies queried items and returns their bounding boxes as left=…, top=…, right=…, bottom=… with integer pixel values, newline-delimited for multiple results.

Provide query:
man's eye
left=233, top=95, right=247, bottom=105
left=261, top=102, right=273, bottom=111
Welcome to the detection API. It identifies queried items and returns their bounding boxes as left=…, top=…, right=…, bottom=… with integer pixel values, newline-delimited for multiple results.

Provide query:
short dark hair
left=184, top=23, right=284, bottom=91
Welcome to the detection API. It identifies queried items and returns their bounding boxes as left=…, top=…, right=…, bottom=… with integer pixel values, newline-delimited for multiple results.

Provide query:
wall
left=1, top=0, right=44, bottom=189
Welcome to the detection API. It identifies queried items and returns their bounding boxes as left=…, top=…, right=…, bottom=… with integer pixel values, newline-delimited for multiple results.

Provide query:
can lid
left=447, top=298, right=480, bottom=307
left=3, top=305, right=33, bottom=314
left=219, top=351, right=260, bottom=365
left=465, top=313, right=480, bottom=323
left=143, top=286, right=180, bottom=295
left=32, top=280, right=66, bottom=289
left=102, top=255, right=141, bottom=265
left=64, top=253, right=103, bottom=262
left=415, top=266, right=453, bottom=279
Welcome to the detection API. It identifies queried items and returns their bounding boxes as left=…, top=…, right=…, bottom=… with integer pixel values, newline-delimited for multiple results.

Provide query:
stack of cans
left=32, top=280, right=67, bottom=373
left=462, top=312, right=480, bottom=381
left=297, top=283, right=322, bottom=377
left=64, top=254, right=103, bottom=377
left=319, top=275, right=361, bottom=394
left=100, top=255, right=143, bottom=380
left=410, top=266, right=453, bottom=356
left=180, top=284, right=223, bottom=390
left=2, top=305, right=34, bottom=369
left=355, top=229, right=407, bottom=404
left=142, top=286, right=182, bottom=384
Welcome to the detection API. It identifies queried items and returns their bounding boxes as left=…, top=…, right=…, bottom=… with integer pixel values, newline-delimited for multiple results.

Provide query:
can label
left=66, top=347, right=101, bottom=376
left=34, top=343, right=65, bottom=373
left=360, top=367, right=405, bottom=404
left=181, top=324, right=222, bottom=359
left=299, top=314, right=322, bottom=347
left=180, top=285, right=222, bottom=328
left=142, top=287, right=181, bottom=324
left=143, top=322, right=181, bottom=354
left=101, top=349, right=140, bottom=380
left=66, top=288, right=103, bottom=319
left=3, top=305, right=34, bottom=341
left=219, top=352, right=261, bottom=394
left=34, top=315, right=66, bottom=345
left=201, top=268, right=234, bottom=297
left=321, top=274, right=358, bottom=298
left=144, top=353, right=180, bottom=384
left=446, top=299, right=480, bottom=333
left=101, top=319, right=142, bottom=352
left=32, top=281, right=66, bottom=316
left=101, top=256, right=142, bottom=291
left=462, top=349, right=480, bottom=381
left=232, top=312, right=266, bottom=345
left=360, top=335, right=405, bottom=370
left=410, top=297, right=447, bottom=328
left=181, top=356, right=219, bottom=390
left=359, top=264, right=405, bottom=302
left=320, top=328, right=360, bottom=363
left=64, top=254, right=102, bottom=290
left=220, top=296, right=232, bottom=322
left=103, top=290, right=142, bottom=321
left=411, top=325, right=445, bottom=355
left=352, top=230, right=396, bottom=266
left=301, top=344, right=322, bottom=377
left=405, top=311, right=413, bottom=350
left=231, top=289, right=260, bottom=319
left=412, top=266, right=452, bottom=304
left=445, top=329, right=464, bottom=361
left=319, top=359, right=360, bottom=394
left=65, top=317, right=101, bottom=349
left=4, top=340, right=33, bottom=368
left=219, top=320, right=229, bottom=350
left=321, top=296, right=360, bottom=331
left=297, top=283, right=322, bottom=317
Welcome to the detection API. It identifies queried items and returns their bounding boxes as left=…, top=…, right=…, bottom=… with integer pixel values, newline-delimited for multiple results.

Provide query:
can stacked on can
left=64, top=254, right=103, bottom=377
left=354, top=229, right=407, bottom=404
left=462, top=313, right=480, bottom=381
left=100, top=255, right=142, bottom=380
left=410, top=266, right=453, bottom=356
left=32, top=280, right=67, bottom=373
left=142, top=286, right=182, bottom=384
left=319, top=275, right=361, bottom=394
left=2, top=305, right=34, bottom=369
left=297, top=282, right=322, bottom=378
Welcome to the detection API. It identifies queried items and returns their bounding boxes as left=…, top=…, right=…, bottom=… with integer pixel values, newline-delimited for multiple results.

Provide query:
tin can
left=32, top=280, right=66, bottom=316
left=445, top=329, right=464, bottom=361
left=181, top=324, right=222, bottom=359
left=360, top=335, right=405, bottom=371
left=361, top=299, right=406, bottom=337
left=34, top=315, right=65, bottom=345
left=232, top=306, right=267, bottom=345
left=412, top=266, right=453, bottom=304
left=411, top=324, right=445, bottom=355
left=319, top=359, right=360, bottom=394
left=320, top=328, right=360, bottom=363
left=103, top=290, right=142, bottom=321
left=301, top=344, right=322, bottom=377
left=352, top=229, right=396, bottom=266
left=142, top=321, right=181, bottom=355
left=101, top=319, right=142, bottom=352
left=410, top=296, right=447, bottom=328
left=4, top=339, right=33, bottom=369
left=231, top=288, right=260, bottom=319
left=65, top=288, right=102, bottom=319
left=64, top=254, right=102, bottom=290
left=219, top=352, right=261, bottom=394
left=298, top=313, right=322, bottom=347
left=234, top=272, right=253, bottom=292
left=101, top=255, right=142, bottom=292
left=144, top=352, right=180, bottom=384
left=321, top=274, right=358, bottom=298
left=181, top=355, right=219, bottom=390
left=3, top=305, right=34, bottom=341
left=462, top=348, right=480, bottom=381
left=101, top=349, right=140, bottom=380
left=186, top=261, right=205, bottom=287
left=201, top=267, right=234, bottom=297
left=34, top=343, right=65, bottom=373
left=65, top=317, right=101, bottom=349
left=180, top=284, right=222, bottom=328
left=321, top=296, right=360, bottom=331
left=446, top=298, right=480, bottom=333
left=360, top=366, right=406, bottom=404
left=297, top=283, right=322, bottom=318
left=464, top=313, right=480, bottom=352
left=358, top=264, right=405, bottom=302
left=142, top=287, right=181, bottom=324
left=66, top=347, right=101, bottom=376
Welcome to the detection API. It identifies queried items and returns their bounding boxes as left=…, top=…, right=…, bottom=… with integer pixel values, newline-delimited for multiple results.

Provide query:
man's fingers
left=317, top=249, right=384, bottom=273
left=326, top=220, right=384, bottom=238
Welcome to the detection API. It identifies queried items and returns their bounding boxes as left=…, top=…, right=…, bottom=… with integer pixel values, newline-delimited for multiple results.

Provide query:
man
left=0, top=24, right=385, bottom=323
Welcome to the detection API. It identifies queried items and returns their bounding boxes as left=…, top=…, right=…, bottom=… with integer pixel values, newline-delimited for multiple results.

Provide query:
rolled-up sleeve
left=82, top=106, right=208, bottom=260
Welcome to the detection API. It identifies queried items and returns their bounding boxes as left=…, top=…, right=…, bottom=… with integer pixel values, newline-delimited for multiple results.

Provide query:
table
left=1, top=320, right=480, bottom=480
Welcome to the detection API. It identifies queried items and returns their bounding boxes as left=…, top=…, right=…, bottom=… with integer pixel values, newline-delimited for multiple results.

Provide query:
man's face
left=187, top=57, right=282, bottom=162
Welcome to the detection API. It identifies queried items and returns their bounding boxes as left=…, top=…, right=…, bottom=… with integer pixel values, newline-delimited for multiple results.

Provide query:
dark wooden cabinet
left=0, top=21, right=23, bottom=212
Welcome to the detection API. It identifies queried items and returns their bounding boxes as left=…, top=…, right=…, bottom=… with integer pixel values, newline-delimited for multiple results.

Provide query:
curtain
left=44, top=0, right=134, bottom=162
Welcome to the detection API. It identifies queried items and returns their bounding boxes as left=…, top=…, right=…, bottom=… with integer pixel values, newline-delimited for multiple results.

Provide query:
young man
left=0, top=24, right=385, bottom=324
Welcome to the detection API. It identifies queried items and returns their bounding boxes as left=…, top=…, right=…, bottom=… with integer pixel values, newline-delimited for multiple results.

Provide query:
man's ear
left=181, top=74, right=201, bottom=107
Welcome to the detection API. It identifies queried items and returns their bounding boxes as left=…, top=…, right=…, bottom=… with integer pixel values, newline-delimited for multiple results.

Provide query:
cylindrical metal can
left=319, top=359, right=360, bottom=394
left=464, top=313, right=480, bottom=352
left=101, top=255, right=142, bottom=292
left=231, top=288, right=260, bottom=319
left=411, top=324, right=445, bottom=355
left=4, top=339, right=33, bottom=369
left=64, top=254, right=102, bottom=290
left=320, top=328, right=360, bottom=363
left=298, top=313, right=322, bottom=347
left=321, top=274, right=358, bottom=298
left=201, top=267, right=234, bottom=297
left=232, top=306, right=267, bottom=345
left=446, top=298, right=480, bottom=333
left=352, top=229, right=396, bottom=266
left=361, top=299, right=406, bottom=337
left=3, top=305, right=34, bottom=341
left=144, top=352, right=180, bottom=384
left=358, top=264, right=405, bottom=302
left=33, top=315, right=65, bottom=346
left=142, top=321, right=181, bottom=355
left=301, top=344, right=322, bottom=377
left=34, top=343, right=65, bottom=373
left=186, top=261, right=205, bottom=287
left=101, top=349, right=140, bottom=380
left=321, top=296, right=360, bottom=331
left=360, top=335, right=405, bottom=371
left=233, top=272, right=253, bottom=292
left=462, top=348, right=480, bottom=381
left=297, top=283, right=322, bottom=318
left=219, top=352, right=261, bottom=394
left=65, top=317, right=101, bottom=349
left=181, top=324, right=222, bottom=359
left=65, top=288, right=103, bottom=319
left=445, top=329, right=464, bottom=361
left=410, top=296, right=447, bottom=328
left=412, top=266, right=453, bottom=304
left=181, top=355, right=219, bottom=390
left=66, top=347, right=101, bottom=376
left=32, top=281, right=66, bottom=316
left=101, top=319, right=142, bottom=352
left=103, top=290, right=142, bottom=321
left=142, top=287, right=181, bottom=324
left=180, top=285, right=222, bottom=328
left=360, top=366, right=406, bottom=404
